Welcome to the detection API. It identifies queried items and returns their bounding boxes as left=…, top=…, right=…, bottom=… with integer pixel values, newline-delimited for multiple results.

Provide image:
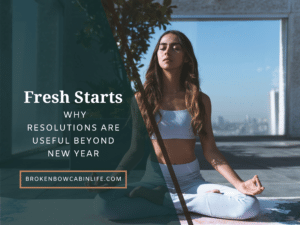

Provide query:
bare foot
left=128, top=185, right=168, bottom=205
left=206, top=189, right=222, bottom=194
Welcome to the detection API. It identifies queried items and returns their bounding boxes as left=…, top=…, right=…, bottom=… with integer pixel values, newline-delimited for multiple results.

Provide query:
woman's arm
left=87, top=95, right=146, bottom=191
left=199, top=93, right=264, bottom=196
left=114, top=94, right=146, bottom=171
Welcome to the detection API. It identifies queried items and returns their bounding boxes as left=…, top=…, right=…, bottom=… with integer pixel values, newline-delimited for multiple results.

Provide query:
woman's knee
left=232, top=196, right=260, bottom=220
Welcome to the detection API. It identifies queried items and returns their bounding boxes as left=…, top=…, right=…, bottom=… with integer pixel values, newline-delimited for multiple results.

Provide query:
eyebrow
left=159, top=42, right=181, bottom=46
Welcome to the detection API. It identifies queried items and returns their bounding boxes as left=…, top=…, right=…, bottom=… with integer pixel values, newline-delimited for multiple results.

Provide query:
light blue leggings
left=97, top=159, right=260, bottom=220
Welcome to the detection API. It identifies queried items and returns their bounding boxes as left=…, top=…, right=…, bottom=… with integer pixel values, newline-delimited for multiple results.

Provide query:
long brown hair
left=136, top=30, right=207, bottom=136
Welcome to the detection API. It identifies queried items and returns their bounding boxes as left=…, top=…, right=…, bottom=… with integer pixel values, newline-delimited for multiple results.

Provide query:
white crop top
left=150, top=109, right=196, bottom=139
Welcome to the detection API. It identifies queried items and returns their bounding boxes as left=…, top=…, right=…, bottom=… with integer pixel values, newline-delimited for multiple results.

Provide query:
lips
left=163, top=58, right=172, bottom=62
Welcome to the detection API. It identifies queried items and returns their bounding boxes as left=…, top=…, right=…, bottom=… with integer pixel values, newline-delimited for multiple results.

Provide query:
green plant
left=74, top=0, right=176, bottom=89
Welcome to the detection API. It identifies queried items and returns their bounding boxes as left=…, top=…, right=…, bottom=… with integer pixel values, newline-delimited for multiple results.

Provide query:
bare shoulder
left=134, top=92, right=142, bottom=104
left=200, top=92, right=211, bottom=109
left=133, top=92, right=143, bottom=109
left=134, top=92, right=141, bottom=99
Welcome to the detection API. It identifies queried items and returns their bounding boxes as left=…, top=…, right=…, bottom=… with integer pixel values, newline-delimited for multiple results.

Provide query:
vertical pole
left=278, top=19, right=287, bottom=136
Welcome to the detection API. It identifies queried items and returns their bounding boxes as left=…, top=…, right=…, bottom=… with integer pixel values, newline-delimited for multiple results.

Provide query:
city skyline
left=212, top=115, right=269, bottom=136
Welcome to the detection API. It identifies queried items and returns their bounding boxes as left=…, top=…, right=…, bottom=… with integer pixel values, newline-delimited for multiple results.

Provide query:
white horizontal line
left=209, top=182, right=300, bottom=185
left=258, top=196, right=300, bottom=200
left=261, top=182, right=300, bottom=184
left=171, top=14, right=289, bottom=21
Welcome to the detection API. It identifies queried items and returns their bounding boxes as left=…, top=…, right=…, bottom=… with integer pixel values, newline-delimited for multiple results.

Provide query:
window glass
left=12, top=0, right=38, bottom=153
left=139, top=21, right=280, bottom=136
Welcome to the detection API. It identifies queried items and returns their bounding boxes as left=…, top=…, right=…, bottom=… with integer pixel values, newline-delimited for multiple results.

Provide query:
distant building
left=269, top=89, right=279, bottom=135
left=217, top=116, right=225, bottom=128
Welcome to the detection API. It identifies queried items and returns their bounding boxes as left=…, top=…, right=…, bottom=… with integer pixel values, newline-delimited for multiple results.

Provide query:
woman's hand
left=235, top=175, right=265, bottom=196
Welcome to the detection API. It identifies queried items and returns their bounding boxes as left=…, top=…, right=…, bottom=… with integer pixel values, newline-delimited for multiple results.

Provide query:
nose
left=165, top=45, right=172, bottom=55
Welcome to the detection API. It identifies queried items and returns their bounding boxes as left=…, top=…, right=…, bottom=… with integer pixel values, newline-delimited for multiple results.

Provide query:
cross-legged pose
left=90, top=30, right=264, bottom=221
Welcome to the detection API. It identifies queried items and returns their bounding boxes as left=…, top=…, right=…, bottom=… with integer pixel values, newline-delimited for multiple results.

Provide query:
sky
left=139, top=21, right=280, bottom=122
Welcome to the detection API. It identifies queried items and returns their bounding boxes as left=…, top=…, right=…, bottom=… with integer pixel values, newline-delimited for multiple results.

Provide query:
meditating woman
left=91, top=30, right=264, bottom=221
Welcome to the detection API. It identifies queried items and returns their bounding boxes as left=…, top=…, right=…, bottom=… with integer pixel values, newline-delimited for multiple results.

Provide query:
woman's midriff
left=150, top=139, right=196, bottom=165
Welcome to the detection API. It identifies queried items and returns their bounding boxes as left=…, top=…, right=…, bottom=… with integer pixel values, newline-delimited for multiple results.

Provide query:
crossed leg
left=168, top=181, right=260, bottom=220
left=96, top=182, right=176, bottom=220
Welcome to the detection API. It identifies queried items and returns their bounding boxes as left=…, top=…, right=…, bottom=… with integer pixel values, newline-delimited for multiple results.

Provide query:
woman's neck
left=162, top=69, right=183, bottom=95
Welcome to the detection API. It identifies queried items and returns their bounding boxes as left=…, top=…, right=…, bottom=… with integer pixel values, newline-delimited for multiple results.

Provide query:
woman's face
left=157, top=33, right=186, bottom=72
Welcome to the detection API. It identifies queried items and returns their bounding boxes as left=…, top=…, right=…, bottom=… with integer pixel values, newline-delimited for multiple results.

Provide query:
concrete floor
left=197, top=141, right=300, bottom=198
left=1, top=140, right=300, bottom=199
left=1, top=140, right=300, bottom=225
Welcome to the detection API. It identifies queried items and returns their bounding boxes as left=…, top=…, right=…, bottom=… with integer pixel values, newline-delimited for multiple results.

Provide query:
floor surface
left=1, top=140, right=300, bottom=224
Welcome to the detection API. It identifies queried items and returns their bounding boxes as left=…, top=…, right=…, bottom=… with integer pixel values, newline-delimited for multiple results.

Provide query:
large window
left=12, top=0, right=38, bottom=153
left=139, top=21, right=280, bottom=136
